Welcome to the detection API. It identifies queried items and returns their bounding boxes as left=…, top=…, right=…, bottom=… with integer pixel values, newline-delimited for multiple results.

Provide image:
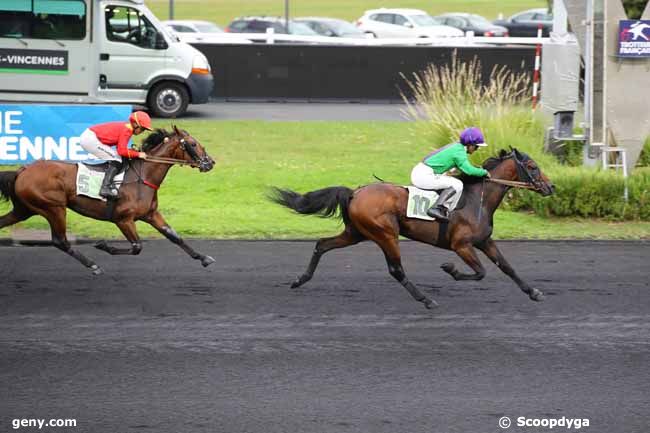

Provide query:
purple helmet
left=459, top=127, right=487, bottom=147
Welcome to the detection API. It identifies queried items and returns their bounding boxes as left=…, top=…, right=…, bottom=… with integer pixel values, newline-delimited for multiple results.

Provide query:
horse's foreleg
left=291, top=228, right=363, bottom=288
left=144, top=211, right=214, bottom=267
left=94, top=219, right=142, bottom=255
left=45, top=207, right=103, bottom=275
left=379, top=236, right=437, bottom=309
left=478, top=238, right=544, bottom=301
left=442, top=244, right=486, bottom=281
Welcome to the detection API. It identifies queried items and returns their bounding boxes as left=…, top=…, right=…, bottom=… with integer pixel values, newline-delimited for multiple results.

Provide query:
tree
left=623, top=0, right=648, bottom=19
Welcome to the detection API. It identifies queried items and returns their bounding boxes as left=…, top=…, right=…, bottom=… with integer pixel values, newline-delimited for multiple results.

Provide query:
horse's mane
left=141, top=128, right=172, bottom=152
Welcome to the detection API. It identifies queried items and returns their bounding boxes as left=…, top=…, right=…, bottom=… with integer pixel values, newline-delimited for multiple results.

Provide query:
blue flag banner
left=0, top=104, right=132, bottom=165
left=618, top=20, right=650, bottom=57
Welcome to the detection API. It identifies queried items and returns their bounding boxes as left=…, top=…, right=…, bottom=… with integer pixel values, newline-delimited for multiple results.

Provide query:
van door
left=0, top=0, right=90, bottom=98
left=97, top=3, right=167, bottom=102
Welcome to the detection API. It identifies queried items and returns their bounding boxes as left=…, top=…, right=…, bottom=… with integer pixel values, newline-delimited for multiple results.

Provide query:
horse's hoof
left=201, top=256, right=215, bottom=267
left=94, top=241, right=108, bottom=251
left=440, top=263, right=454, bottom=273
left=290, top=278, right=303, bottom=289
left=529, top=289, right=545, bottom=302
left=91, top=265, right=104, bottom=276
left=424, top=298, right=438, bottom=309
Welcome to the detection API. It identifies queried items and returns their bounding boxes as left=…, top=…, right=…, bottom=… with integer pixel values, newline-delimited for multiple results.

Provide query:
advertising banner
left=0, top=105, right=132, bottom=164
left=0, top=48, right=69, bottom=74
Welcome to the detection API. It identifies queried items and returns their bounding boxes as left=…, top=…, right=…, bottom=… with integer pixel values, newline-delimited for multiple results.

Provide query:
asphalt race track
left=1, top=240, right=648, bottom=433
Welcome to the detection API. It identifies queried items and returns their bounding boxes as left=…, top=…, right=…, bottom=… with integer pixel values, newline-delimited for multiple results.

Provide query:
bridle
left=143, top=133, right=213, bottom=171
left=487, top=151, right=546, bottom=191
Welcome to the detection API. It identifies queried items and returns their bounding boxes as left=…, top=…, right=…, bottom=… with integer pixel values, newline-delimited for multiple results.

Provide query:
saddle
left=76, top=162, right=126, bottom=201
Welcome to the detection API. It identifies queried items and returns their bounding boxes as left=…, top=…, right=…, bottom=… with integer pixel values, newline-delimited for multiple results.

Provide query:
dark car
left=436, top=13, right=508, bottom=37
left=493, top=8, right=552, bottom=37
left=294, top=17, right=369, bottom=38
left=225, top=16, right=318, bottom=35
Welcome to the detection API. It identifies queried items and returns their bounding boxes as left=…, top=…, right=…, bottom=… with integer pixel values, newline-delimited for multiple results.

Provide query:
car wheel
left=147, top=81, right=190, bottom=118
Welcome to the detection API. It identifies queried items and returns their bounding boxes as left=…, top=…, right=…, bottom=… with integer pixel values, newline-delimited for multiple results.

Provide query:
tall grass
left=401, top=52, right=553, bottom=165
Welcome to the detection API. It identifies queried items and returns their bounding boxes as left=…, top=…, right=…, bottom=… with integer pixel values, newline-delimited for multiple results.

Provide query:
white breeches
left=79, top=129, right=121, bottom=162
left=410, top=162, right=463, bottom=209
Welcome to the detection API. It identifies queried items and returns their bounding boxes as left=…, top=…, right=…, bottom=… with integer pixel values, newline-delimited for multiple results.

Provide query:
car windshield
left=467, top=15, right=492, bottom=26
left=409, top=14, right=442, bottom=27
left=288, top=21, right=318, bottom=35
left=194, top=22, right=223, bottom=33
left=325, top=19, right=362, bottom=34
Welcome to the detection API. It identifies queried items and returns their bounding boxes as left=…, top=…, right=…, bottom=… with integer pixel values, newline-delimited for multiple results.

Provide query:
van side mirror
left=155, top=33, right=168, bottom=49
left=403, top=22, right=413, bottom=28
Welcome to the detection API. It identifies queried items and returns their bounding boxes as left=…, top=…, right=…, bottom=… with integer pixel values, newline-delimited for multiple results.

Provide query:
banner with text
left=0, top=105, right=132, bottom=165
left=618, top=20, right=650, bottom=57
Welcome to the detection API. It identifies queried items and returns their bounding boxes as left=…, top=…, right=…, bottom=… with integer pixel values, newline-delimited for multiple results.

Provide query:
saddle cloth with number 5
left=76, top=163, right=126, bottom=201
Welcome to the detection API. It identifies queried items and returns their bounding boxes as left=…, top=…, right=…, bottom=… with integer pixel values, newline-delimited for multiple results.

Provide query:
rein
left=487, top=178, right=537, bottom=190
left=143, top=156, right=198, bottom=167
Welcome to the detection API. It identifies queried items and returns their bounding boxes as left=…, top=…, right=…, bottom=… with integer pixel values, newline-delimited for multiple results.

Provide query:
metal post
left=602, top=0, right=608, bottom=147
left=585, top=0, right=593, bottom=145
left=169, top=0, right=174, bottom=20
left=284, top=0, right=289, bottom=31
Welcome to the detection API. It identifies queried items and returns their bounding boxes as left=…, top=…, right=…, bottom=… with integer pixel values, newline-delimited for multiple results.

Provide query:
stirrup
left=427, top=206, right=449, bottom=221
left=100, top=186, right=118, bottom=199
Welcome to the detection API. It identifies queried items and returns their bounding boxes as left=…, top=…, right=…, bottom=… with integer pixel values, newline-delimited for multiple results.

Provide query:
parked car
left=225, top=16, right=318, bottom=35
left=294, top=17, right=370, bottom=38
left=163, top=19, right=252, bottom=44
left=493, top=8, right=552, bottom=37
left=163, top=20, right=224, bottom=34
left=355, top=8, right=464, bottom=38
left=436, top=13, right=509, bottom=37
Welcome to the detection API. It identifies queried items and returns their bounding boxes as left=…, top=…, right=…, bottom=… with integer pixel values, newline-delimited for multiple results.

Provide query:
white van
left=0, top=0, right=213, bottom=117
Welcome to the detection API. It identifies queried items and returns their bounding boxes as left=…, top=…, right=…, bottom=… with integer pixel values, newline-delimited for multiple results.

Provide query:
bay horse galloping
left=270, top=149, right=554, bottom=309
left=0, top=126, right=215, bottom=275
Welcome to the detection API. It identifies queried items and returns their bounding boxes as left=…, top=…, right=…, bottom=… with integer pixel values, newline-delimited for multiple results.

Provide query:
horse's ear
left=172, top=124, right=181, bottom=135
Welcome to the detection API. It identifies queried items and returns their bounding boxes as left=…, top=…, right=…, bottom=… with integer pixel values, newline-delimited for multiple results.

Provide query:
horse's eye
left=191, top=142, right=196, bottom=147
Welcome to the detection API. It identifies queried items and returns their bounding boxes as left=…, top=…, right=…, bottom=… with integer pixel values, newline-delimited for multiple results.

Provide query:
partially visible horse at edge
left=0, top=126, right=215, bottom=275
left=270, top=148, right=554, bottom=309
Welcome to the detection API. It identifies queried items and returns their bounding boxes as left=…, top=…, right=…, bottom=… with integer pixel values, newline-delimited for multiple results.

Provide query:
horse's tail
left=0, top=171, right=18, bottom=202
left=268, top=186, right=354, bottom=225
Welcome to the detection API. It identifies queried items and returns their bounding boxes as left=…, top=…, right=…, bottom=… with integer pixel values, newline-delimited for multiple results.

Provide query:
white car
left=356, top=8, right=464, bottom=38
left=162, top=20, right=252, bottom=44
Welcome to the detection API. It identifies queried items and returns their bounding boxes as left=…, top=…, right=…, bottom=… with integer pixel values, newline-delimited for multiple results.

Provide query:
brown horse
left=270, top=148, right=554, bottom=309
left=0, top=126, right=215, bottom=275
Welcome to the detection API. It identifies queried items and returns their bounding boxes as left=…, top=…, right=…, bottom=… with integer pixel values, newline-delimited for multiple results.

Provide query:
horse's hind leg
left=44, top=207, right=103, bottom=275
left=0, top=202, right=34, bottom=229
left=376, top=235, right=437, bottom=309
left=478, top=238, right=544, bottom=301
left=291, top=226, right=363, bottom=288
left=441, top=243, right=486, bottom=281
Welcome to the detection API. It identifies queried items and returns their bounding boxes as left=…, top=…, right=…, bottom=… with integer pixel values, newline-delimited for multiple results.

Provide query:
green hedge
left=505, top=167, right=650, bottom=220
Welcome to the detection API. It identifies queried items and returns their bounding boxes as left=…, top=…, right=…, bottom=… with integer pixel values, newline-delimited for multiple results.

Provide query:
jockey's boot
left=99, top=161, right=122, bottom=199
left=426, top=188, right=457, bottom=222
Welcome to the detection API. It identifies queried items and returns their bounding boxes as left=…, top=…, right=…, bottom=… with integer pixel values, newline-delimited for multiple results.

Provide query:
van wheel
left=147, top=81, right=189, bottom=118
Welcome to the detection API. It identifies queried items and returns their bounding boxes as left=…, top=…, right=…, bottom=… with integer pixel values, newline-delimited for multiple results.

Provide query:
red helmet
left=129, top=111, right=152, bottom=131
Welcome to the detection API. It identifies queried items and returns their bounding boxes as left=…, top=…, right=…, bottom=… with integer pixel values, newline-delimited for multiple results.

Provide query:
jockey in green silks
left=411, top=127, right=490, bottom=222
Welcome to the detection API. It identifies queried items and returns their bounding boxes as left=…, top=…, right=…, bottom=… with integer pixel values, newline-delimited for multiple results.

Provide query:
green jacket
left=422, top=142, right=488, bottom=177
